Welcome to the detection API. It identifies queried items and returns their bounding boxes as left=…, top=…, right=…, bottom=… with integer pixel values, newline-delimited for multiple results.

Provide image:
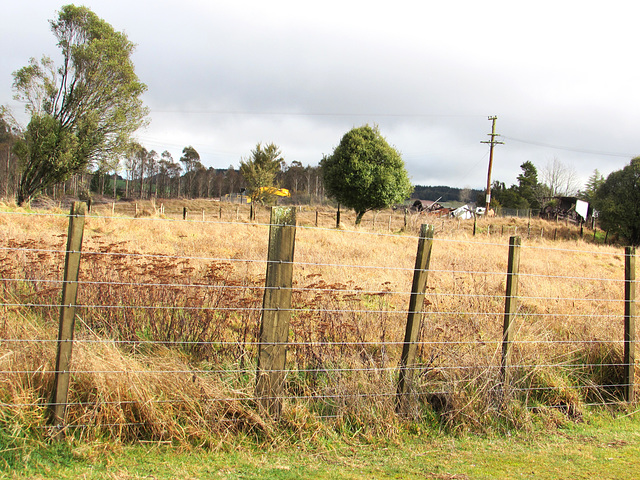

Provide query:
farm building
left=410, top=199, right=448, bottom=215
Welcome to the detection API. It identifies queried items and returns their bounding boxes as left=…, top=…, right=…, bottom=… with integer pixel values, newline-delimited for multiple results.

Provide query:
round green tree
left=594, top=157, right=640, bottom=245
left=321, top=125, right=413, bottom=225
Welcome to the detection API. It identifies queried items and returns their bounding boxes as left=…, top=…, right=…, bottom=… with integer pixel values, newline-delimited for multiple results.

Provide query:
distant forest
left=412, top=185, right=484, bottom=204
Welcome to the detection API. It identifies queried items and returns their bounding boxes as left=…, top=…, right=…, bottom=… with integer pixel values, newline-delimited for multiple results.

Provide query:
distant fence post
left=624, top=246, right=636, bottom=402
left=50, top=202, right=87, bottom=435
left=396, top=224, right=435, bottom=415
left=501, top=236, right=521, bottom=383
left=256, top=207, right=297, bottom=418
left=183, top=207, right=187, bottom=220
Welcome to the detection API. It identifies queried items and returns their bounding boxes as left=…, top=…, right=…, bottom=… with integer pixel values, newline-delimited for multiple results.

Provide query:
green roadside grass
left=3, top=411, right=640, bottom=480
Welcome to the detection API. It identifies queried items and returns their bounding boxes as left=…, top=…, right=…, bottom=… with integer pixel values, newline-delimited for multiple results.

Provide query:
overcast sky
left=2, top=1, right=639, bottom=190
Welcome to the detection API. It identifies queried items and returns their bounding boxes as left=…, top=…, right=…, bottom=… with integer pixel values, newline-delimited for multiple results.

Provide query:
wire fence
left=0, top=204, right=635, bottom=439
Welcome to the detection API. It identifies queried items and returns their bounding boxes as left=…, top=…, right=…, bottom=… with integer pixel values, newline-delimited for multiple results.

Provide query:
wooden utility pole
left=481, top=116, right=504, bottom=215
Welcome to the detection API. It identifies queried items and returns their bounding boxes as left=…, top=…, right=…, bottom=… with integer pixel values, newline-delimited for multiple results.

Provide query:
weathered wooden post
left=256, top=207, right=297, bottom=418
left=501, top=236, right=521, bottom=383
left=336, top=204, right=341, bottom=228
left=50, top=202, right=86, bottom=435
left=183, top=207, right=187, bottom=220
left=396, top=224, right=435, bottom=415
left=624, top=246, right=636, bottom=402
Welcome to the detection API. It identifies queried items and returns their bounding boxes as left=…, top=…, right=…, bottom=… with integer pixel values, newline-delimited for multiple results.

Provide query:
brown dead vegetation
left=0, top=200, right=634, bottom=445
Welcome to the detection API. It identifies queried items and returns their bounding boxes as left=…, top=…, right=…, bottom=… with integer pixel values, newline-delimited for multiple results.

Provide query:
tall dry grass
left=0, top=200, right=634, bottom=445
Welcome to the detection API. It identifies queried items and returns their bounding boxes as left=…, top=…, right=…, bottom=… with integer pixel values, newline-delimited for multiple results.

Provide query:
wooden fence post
left=50, top=202, right=87, bottom=435
left=256, top=207, right=297, bottom=418
left=624, top=246, right=636, bottom=402
left=396, top=224, right=435, bottom=414
left=501, top=236, right=521, bottom=383
left=336, top=204, right=341, bottom=228
left=183, top=207, right=187, bottom=220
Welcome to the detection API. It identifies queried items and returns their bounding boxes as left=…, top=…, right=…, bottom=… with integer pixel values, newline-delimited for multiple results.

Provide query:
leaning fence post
left=396, top=224, right=435, bottom=415
left=501, top=236, right=521, bottom=383
left=50, top=202, right=86, bottom=435
left=256, top=207, right=297, bottom=418
left=624, top=246, right=636, bottom=402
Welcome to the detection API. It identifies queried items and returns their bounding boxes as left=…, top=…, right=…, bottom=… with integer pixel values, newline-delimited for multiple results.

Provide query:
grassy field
left=0, top=198, right=638, bottom=477
left=3, top=411, right=640, bottom=479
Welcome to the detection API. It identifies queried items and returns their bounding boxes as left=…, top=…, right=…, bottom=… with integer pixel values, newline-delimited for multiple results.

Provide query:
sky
left=2, top=1, right=640, bottom=191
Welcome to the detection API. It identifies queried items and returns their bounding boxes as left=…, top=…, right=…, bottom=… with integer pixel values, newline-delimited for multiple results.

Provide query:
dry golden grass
left=0, top=199, right=635, bottom=444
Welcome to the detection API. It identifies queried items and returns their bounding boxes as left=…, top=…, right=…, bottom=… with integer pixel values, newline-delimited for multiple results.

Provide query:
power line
left=148, top=109, right=487, bottom=118
left=502, top=135, right=635, bottom=158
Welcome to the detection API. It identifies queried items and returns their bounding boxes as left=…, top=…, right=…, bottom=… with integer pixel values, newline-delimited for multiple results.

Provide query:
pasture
left=0, top=199, right=637, bottom=456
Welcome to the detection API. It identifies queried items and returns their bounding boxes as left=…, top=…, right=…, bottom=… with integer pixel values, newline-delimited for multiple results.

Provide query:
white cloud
left=2, top=0, right=639, bottom=189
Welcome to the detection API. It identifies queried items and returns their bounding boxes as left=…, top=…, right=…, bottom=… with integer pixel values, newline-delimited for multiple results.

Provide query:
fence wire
left=0, top=208, right=635, bottom=438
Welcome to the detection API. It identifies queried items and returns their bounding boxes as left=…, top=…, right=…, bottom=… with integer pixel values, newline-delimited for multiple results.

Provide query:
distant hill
left=412, top=185, right=484, bottom=204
